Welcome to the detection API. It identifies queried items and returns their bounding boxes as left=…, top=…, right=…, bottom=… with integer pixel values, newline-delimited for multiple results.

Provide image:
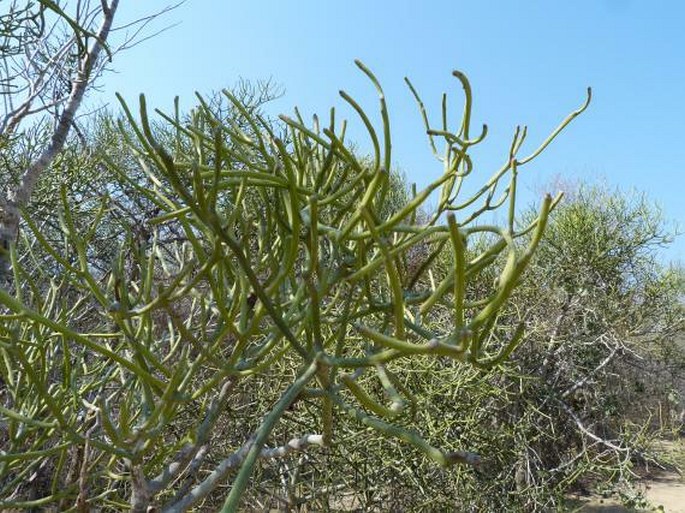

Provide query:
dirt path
left=642, top=472, right=685, bottom=512
left=578, top=471, right=685, bottom=512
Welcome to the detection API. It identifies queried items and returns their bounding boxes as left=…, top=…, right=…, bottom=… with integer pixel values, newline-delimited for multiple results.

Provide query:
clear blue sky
left=100, top=0, right=684, bottom=263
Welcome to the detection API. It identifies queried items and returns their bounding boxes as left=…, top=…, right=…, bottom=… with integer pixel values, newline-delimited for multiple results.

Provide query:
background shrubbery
left=0, top=73, right=682, bottom=512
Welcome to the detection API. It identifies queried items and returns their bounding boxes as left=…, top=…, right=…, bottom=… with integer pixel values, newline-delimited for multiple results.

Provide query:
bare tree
left=0, top=0, right=178, bottom=288
left=0, top=1, right=121, bottom=288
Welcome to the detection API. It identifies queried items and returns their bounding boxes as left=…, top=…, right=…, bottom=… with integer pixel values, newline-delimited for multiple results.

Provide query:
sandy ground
left=642, top=472, right=685, bottom=513
left=577, top=471, right=685, bottom=512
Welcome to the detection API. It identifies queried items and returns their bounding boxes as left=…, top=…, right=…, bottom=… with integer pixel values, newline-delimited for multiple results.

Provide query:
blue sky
left=100, top=0, right=684, bottom=263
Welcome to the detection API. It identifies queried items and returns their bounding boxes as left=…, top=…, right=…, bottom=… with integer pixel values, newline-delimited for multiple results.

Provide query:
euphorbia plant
left=0, top=61, right=589, bottom=511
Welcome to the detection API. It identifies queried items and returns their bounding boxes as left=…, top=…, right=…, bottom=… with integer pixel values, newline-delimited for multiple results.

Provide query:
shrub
left=0, top=63, right=590, bottom=511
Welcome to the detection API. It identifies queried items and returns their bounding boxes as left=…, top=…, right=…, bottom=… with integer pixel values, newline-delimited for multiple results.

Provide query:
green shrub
left=0, top=63, right=591, bottom=511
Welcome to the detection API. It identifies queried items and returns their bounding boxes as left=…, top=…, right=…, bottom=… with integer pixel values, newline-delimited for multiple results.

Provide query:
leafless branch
left=561, top=342, right=621, bottom=399
left=161, top=434, right=325, bottom=513
left=10, top=0, right=120, bottom=207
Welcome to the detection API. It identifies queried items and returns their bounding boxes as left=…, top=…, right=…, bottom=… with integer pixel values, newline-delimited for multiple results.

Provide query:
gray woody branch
left=0, top=0, right=119, bottom=285
left=161, top=434, right=324, bottom=513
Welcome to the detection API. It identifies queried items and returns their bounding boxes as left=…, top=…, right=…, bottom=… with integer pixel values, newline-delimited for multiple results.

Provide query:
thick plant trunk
left=0, top=199, right=19, bottom=287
